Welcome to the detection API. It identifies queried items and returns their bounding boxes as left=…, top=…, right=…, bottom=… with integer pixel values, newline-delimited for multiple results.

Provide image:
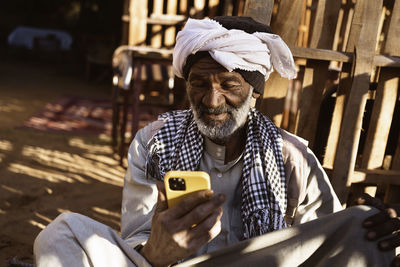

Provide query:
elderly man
left=34, top=16, right=399, bottom=266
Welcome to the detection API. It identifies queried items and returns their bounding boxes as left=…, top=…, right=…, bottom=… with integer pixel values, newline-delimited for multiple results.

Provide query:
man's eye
left=222, top=82, right=240, bottom=89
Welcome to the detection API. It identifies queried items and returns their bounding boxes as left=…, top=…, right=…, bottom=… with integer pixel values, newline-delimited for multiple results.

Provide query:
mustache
left=197, top=103, right=235, bottom=115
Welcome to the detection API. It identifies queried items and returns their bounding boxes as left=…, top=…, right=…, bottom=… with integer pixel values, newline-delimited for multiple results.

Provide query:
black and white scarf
left=146, top=107, right=287, bottom=239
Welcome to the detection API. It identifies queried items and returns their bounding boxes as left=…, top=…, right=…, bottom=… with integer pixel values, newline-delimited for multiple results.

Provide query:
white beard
left=191, top=87, right=254, bottom=144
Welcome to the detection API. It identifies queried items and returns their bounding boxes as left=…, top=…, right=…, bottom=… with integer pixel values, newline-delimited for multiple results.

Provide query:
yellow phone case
left=164, top=171, right=211, bottom=208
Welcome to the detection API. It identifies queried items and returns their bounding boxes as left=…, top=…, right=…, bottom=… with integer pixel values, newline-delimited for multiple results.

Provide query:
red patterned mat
left=20, top=95, right=167, bottom=135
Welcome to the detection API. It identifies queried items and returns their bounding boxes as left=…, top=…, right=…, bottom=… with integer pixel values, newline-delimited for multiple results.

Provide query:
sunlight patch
left=1, top=185, right=23, bottom=195
left=21, top=145, right=124, bottom=186
left=69, top=138, right=113, bottom=153
left=35, top=212, right=53, bottom=224
left=57, top=208, right=72, bottom=214
left=29, top=219, right=46, bottom=229
left=0, top=102, right=25, bottom=113
left=0, top=140, right=13, bottom=151
left=8, top=163, right=76, bottom=183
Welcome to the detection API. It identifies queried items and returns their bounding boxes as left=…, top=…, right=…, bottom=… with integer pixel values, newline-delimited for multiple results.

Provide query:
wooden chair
left=112, top=0, right=245, bottom=165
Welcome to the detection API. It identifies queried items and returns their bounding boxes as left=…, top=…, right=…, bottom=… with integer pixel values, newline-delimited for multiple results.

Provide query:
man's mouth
left=204, top=112, right=228, bottom=121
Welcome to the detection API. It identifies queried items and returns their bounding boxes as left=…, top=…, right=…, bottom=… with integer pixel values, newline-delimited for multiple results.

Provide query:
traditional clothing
left=146, top=108, right=287, bottom=238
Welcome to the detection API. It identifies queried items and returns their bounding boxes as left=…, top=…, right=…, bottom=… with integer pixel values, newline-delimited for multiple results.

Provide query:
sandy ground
left=0, top=57, right=126, bottom=265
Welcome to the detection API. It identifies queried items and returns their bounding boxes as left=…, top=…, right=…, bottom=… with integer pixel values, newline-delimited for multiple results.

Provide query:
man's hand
left=354, top=193, right=400, bottom=266
left=140, top=182, right=225, bottom=267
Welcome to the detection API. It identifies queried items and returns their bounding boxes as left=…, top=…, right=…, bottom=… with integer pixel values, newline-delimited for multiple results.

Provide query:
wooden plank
left=323, top=0, right=367, bottom=169
left=147, top=14, right=187, bottom=25
left=361, top=69, right=399, bottom=169
left=180, top=0, right=188, bottom=15
left=193, top=0, right=206, bottom=18
left=384, top=0, right=400, bottom=57
left=330, top=0, right=383, bottom=204
left=337, top=0, right=355, bottom=52
left=121, top=0, right=131, bottom=45
left=295, top=60, right=329, bottom=147
left=308, top=0, right=342, bottom=49
left=351, top=169, right=400, bottom=185
left=164, top=0, right=179, bottom=47
left=243, top=0, right=274, bottom=25
left=222, top=0, right=234, bottom=16
left=258, top=0, right=303, bottom=127
left=150, top=0, right=164, bottom=48
left=296, top=0, right=308, bottom=47
left=129, top=0, right=148, bottom=46
left=295, top=0, right=341, bottom=144
left=291, top=47, right=400, bottom=66
left=291, top=46, right=353, bottom=64
left=374, top=55, right=400, bottom=67
left=377, top=0, right=400, bottom=204
left=208, top=0, right=220, bottom=17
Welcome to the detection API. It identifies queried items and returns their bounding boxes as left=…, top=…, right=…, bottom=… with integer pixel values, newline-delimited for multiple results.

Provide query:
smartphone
left=164, top=170, right=211, bottom=208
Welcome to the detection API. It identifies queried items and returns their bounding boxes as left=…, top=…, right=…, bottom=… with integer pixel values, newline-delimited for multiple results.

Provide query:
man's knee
left=34, top=212, right=82, bottom=253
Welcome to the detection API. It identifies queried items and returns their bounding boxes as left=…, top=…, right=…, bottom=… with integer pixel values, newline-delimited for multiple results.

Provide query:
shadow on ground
left=0, top=57, right=125, bottom=264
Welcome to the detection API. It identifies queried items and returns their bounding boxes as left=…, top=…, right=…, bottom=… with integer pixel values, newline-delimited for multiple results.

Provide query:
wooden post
left=121, top=0, right=131, bottom=45
left=208, top=0, right=221, bottom=17
left=164, top=0, right=178, bottom=47
left=257, top=0, right=303, bottom=127
left=330, top=0, right=383, bottom=204
left=323, top=0, right=366, bottom=169
left=193, top=0, right=206, bottom=18
left=361, top=68, right=399, bottom=169
left=295, top=0, right=341, bottom=147
left=243, top=0, right=274, bottom=25
left=369, top=0, right=400, bottom=204
left=129, top=0, right=148, bottom=45
left=222, top=0, right=234, bottom=16
left=151, top=0, right=164, bottom=48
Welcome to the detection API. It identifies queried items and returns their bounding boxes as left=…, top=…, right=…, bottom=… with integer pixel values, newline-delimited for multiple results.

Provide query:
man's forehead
left=188, top=56, right=239, bottom=79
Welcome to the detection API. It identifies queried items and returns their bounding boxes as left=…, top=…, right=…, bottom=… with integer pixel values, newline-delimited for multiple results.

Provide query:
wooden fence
left=122, top=0, right=400, bottom=205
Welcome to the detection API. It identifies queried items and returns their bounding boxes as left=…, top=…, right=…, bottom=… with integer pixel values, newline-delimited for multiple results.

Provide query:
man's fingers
left=378, top=232, right=400, bottom=251
left=355, top=193, right=386, bottom=210
left=364, top=208, right=399, bottom=228
left=179, top=194, right=225, bottom=228
left=187, top=207, right=223, bottom=249
left=155, top=181, right=168, bottom=212
left=169, top=190, right=216, bottom=218
left=363, top=210, right=391, bottom=228
left=365, top=218, right=400, bottom=240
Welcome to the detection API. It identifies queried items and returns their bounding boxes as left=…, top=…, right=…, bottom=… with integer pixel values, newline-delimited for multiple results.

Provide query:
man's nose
left=202, top=86, right=224, bottom=108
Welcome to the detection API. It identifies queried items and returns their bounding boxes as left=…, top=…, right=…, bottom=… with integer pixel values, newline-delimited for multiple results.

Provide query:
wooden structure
left=113, top=0, right=247, bottom=162
left=258, top=0, right=400, bottom=205
left=119, top=0, right=400, bottom=204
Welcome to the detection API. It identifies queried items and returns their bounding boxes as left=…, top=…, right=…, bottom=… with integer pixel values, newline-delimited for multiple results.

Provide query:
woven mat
left=21, top=95, right=167, bottom=135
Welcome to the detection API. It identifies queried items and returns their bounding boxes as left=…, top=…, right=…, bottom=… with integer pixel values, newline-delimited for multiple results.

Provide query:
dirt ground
left=0, top=56, right=126, bottom=265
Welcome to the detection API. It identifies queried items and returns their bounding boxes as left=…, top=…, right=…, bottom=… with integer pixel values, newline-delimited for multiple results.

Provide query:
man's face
left=186, top=56, right=253, bottom=143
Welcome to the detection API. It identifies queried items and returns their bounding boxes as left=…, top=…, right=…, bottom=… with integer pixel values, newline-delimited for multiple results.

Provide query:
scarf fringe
left=243, top=210, right=272, bottom=239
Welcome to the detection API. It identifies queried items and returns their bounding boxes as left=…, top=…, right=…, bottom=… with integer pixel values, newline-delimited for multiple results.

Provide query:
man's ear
left=252, top=92, right=261, bottom=99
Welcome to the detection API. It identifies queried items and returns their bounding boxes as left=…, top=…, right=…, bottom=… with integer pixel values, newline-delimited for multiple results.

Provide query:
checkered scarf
left=146, top=108, right=287, bottom=238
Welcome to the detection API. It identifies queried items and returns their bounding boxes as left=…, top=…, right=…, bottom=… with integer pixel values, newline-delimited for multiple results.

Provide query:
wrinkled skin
left=140, top=182, right=225, bottom=266
left=354, top=193, right=400, bottom=267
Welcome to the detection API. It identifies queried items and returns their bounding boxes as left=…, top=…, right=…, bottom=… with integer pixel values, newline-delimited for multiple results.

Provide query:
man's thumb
left=155, top=181, right=168, bottom=212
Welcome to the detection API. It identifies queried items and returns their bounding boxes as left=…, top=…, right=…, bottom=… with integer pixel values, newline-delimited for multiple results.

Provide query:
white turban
left=173, top=18, right=297, bottom=81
